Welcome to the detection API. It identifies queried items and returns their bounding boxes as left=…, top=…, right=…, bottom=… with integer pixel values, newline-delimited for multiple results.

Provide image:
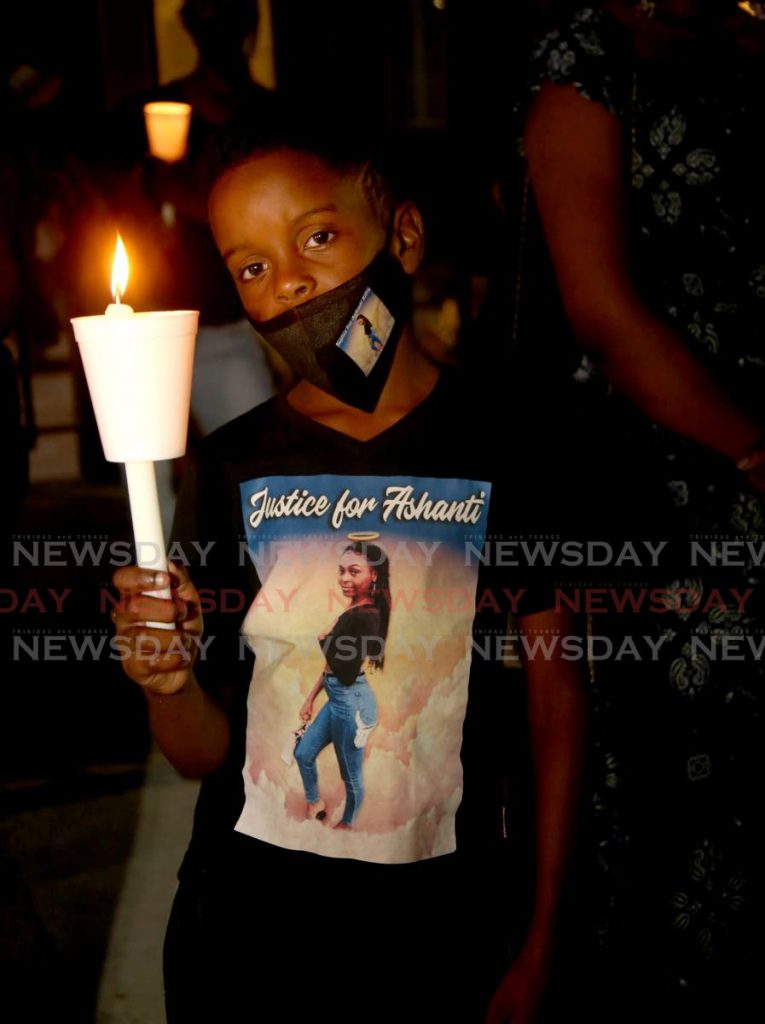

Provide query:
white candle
left=105, top=302, right=134, bottom=318
left=71, top=234, right=199, bottom=626
left=101, top=236, right=165, bottom=594
left=125, top=461, right=171, bottom=603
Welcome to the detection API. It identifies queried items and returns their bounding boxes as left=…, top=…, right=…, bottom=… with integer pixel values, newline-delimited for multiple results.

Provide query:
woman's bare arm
left=300, top=674, right=326, bottom=718
left=485, top=607, right=588, bottom=1023
left=524, top=82, right=764, bottom=468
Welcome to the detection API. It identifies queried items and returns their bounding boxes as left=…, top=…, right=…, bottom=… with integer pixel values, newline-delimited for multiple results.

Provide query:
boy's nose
left=273, top=267, right=316, bottom=306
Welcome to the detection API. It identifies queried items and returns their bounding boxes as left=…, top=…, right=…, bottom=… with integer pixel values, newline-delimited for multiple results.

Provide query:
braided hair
left=344, top=541, right=391, bottom=670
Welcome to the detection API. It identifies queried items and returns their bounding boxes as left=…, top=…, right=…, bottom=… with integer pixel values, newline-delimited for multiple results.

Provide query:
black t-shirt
left=172, top=369, right=571, bottom=887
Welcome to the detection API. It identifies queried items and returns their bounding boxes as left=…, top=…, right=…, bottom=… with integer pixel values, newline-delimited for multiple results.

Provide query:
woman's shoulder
left=528, top=5, right=633, bottom=119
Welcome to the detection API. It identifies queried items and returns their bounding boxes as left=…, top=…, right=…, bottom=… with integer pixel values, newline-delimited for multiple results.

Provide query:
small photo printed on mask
left=336, top=287, right=395, bottom=376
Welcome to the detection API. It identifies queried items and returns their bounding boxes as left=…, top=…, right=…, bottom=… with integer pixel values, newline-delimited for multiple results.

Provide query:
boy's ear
left=388, top=202, right=425, bottom=275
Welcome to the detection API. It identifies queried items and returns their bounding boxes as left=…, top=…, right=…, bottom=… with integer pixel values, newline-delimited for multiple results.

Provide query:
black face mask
left=249, top=249, right=412, bottom=412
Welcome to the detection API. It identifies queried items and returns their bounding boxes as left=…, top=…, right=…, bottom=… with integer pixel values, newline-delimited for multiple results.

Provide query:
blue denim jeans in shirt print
left=295, top=673, right=378, bottom=826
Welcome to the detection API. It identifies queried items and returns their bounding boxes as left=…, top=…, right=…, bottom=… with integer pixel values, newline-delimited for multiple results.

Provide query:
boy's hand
left=111, top=561, right=203, bottom=696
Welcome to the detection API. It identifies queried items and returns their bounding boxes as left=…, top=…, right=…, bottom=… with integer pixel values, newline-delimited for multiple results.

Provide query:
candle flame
left=111, top=234, right=129, bottom=303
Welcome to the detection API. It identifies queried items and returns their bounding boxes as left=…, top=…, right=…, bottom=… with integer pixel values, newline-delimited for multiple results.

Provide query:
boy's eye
left=304, top=230, right=336, bottom=250
left=239, top=261, right=266, bottom=282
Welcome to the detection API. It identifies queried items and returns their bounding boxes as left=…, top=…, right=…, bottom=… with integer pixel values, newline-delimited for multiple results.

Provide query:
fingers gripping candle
left=71, top=234, right=199, bottom=625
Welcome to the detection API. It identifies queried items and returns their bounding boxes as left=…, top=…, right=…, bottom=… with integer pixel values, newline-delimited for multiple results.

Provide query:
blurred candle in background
left=143, top=101, right=192, bottom=162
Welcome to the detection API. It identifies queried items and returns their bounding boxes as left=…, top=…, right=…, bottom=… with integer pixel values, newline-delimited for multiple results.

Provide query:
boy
left=112, top=124, right=586, bottom=1023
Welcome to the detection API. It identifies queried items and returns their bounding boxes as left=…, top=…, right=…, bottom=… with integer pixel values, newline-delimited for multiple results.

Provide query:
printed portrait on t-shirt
left=235, top=473, right=491, bottom=865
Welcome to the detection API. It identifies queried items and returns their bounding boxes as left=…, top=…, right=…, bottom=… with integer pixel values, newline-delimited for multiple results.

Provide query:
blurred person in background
left=520, top=2, right=765, bottom=1019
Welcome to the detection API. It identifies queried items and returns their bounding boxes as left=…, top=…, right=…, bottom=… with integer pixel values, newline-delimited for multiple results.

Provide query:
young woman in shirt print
left=294, top=536, right=391, bottom=830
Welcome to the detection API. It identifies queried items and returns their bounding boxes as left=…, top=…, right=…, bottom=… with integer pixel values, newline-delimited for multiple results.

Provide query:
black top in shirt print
left=321, top=605, right=383, bottom=685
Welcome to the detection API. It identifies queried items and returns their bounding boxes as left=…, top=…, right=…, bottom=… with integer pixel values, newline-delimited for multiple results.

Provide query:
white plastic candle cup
left=70, top=310, right=198, bottom=462
left=143, top=101, right=192, bottom=163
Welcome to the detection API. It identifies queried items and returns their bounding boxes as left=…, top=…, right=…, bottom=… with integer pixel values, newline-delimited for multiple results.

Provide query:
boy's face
left=209, top=149, right=388, bottom=324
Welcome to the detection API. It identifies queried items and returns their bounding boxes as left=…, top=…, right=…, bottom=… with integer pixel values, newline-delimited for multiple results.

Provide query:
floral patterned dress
left=527, top=6, right=765, bottom=1015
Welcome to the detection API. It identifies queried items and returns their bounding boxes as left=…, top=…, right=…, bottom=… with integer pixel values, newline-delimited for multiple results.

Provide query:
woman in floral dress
left=522, top=2, right=765, bottom=1018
